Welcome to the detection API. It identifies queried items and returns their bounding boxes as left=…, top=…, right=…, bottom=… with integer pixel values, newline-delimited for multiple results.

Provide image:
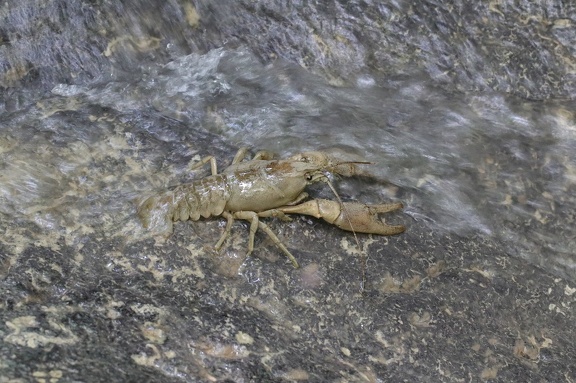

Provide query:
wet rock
left=1, top=1, right=576, bottom=382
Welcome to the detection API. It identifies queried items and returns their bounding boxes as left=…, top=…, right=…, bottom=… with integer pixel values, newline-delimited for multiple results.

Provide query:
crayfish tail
left=136, top=193, right=175, bottom=235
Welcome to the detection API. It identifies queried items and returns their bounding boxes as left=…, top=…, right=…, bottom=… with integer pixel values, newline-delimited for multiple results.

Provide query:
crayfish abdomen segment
left=184, top=175, right=230, bottom=220
left=137, top=174, right=231, bottom=235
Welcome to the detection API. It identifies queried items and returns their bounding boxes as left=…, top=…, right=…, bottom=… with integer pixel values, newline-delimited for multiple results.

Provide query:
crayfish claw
left=277, top=199, right=405, bottom=236
left=334, top=201, right=405, bottom=235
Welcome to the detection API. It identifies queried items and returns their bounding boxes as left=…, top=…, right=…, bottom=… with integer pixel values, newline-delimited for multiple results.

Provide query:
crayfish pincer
left=137, top=148, right=405, bottom=268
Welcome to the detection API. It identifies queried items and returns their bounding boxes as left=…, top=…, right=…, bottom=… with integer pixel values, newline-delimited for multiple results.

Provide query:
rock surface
left=1, top=1, right=575, bottom=382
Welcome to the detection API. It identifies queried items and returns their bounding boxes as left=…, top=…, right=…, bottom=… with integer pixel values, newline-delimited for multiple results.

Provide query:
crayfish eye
left=305, top=173, right=313, bottom=181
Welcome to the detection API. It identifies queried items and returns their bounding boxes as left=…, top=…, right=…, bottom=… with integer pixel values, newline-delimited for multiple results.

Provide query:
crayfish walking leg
left=216, top=211, right=300, bottom=268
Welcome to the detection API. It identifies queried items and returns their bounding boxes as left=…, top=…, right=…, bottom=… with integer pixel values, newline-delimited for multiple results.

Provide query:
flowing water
left=1, top=47, right=575, bottom=280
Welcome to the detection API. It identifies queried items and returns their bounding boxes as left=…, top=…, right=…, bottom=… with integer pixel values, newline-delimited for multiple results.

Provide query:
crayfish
left=137, top=148, right=405, bottom=268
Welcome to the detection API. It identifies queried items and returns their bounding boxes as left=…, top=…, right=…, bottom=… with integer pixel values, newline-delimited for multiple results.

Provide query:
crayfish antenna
left=324, top=177, right=367, bottom=294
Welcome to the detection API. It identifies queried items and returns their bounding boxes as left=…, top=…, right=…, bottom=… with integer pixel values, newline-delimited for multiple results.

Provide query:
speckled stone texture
left=1, top=1, right=576, bottom=382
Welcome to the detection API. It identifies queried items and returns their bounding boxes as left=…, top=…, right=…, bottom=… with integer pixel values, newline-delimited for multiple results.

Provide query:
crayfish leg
left=286, top=192, right=309, bottom=206
left=231, top=147, right=249, bottom=164
left=191, top=155, right=219, bottom=175
left=215, top=212, right=235, bottom=250
left=232, top=147, right=276, bottom=163
left=251, top=150, right=276, bottom=160
left=233, top=211, right=300, bottom=268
